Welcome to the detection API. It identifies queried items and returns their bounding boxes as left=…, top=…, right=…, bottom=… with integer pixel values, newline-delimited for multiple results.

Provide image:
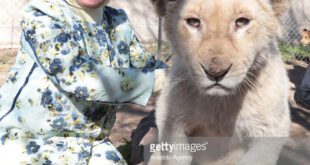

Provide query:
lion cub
left=150, top=0, right=291, bottom=165
left=301, top=28, right=310, bottom=46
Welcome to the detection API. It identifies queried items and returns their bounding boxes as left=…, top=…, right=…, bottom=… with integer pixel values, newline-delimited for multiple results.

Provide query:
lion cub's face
left=301, top=28, right=310, bottom=46
left=161, top=0, right=284, bottom=96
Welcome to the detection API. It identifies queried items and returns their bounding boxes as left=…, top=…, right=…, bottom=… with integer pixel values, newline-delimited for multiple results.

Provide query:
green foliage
left=158, top=42, right=175, bottom=63
left=145, top=42, right=174, bottom=65
left=279, top=43, right=310, bottom=63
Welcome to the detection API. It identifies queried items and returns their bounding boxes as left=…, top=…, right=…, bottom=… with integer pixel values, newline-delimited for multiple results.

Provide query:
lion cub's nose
left=201, top=58, right=232, bottom=81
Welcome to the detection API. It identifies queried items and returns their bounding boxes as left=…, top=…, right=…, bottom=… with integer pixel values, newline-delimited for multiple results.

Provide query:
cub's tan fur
left=150, top=0, right=291, bottom=165
left=301, top=28, right=310, bottom=46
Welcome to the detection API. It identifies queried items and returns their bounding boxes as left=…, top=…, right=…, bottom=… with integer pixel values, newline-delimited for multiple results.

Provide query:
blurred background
left=1, top=0, right=310, bottom=64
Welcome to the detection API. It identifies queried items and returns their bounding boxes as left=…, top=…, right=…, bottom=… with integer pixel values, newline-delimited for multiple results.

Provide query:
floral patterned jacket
left=0, top=0, right=164, bottom=164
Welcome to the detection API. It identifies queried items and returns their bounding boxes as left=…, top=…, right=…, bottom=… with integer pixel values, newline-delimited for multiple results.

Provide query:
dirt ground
left=0, top=49, right=309, bottom=157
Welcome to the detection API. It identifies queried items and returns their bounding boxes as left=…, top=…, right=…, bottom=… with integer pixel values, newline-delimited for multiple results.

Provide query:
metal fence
left=280, top=0, right=310, bottom=45
left=0, top=0, right=29, bottom=84
left=0, top=0, right=29, bottom=49
left=278, top=0, right=310, bottom=62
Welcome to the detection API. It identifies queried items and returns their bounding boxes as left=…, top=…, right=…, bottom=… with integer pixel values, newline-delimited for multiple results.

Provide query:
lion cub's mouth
left=205, top=83, right=231, bottom=91
left=208, top=83, right=226, bottom=88
left=199, top=64, right=235, bottom=95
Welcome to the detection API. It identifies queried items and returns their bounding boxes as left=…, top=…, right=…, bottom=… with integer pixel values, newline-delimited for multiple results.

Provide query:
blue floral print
left=71, top=112, right=79, bottom=121
left=54, top=102, right=63, bottom=112
left=41, top=89, right=53, bottom=107
left=33, top=10, right=45, bottom=17
left=55, top=32, right=71, bottom=43
left=43, top=159, right=52, bottom=165
left=52, top=23, right=62, bottom=29
left=75, top=86, right=89, bottom=99
left=95, top=29, right=107, bottom=46
left=1, top=134, right=7, bottom=145
left=8, top=72, right=18, bottom=83
left=56, top=141, right=67, bottom=152
left=26, top=141, right=40, bottom=155
left=51, top=117, right=67, bottom=130
left=70, top=56, right=87, bottom=71
left=49, top=58, right=63, bottom=74
left=106, top=151, right=121, bottom=163
left=109, top=48, right=116, bottom=63
left=17, top=116, right=23, bottom=123
left=78, top=150, right=90, bottom=160
left=117, top=41, right=129, bottom=54
left=24, top=29, right=37, bottom=48
left=73, top=23, right=83, bottom=32
left=60, top=48, right=70, bottom=55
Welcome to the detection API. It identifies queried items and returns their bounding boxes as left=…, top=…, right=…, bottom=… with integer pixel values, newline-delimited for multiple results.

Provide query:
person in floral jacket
left=0, top=0, right=165, bottom=164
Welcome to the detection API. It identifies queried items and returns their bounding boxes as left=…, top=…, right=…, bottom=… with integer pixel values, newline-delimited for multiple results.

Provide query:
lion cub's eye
left=186, top=18, right=201, bottom=29
left=235, top=17, right=250, bottom=28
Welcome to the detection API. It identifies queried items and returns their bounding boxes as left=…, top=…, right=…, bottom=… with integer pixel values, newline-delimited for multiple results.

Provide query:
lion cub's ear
left=270, top=0, right=289, bottom=17
left=150, top=0, right=175, bottom=17
left=301, top=28, right=308, bottom=38
left=301, top=28, right=310, bottom=45
left=302, top=28, right=308, bottom=35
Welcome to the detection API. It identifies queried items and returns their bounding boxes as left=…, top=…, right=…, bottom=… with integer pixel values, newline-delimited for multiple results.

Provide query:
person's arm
left=21, top=9, right=155, bottom=106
